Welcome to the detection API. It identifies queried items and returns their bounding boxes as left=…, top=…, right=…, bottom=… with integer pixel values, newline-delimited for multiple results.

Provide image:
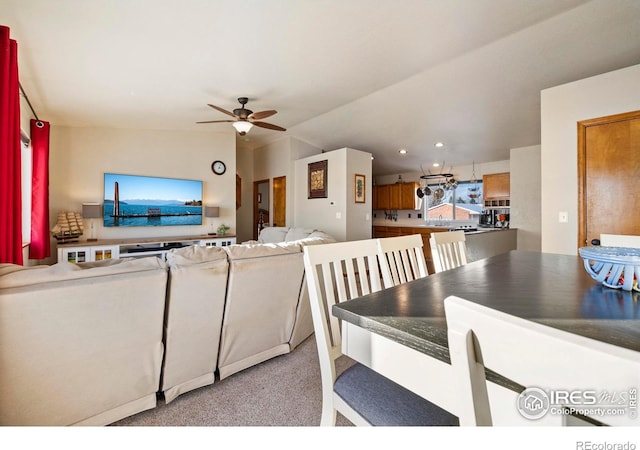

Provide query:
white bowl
left=579, top=246, right=640, bottom=292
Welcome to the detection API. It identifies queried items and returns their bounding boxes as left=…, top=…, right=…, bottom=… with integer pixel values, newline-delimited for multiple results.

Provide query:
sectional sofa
left=0, top=227, right=334, bottom=425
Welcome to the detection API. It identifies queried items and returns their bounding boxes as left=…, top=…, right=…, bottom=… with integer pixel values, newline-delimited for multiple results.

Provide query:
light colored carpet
left=112, top=335, right=353, bottom=426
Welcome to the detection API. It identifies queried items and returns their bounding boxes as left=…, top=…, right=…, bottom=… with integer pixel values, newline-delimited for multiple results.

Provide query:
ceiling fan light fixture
left=232, top=121, right=253, bottom=135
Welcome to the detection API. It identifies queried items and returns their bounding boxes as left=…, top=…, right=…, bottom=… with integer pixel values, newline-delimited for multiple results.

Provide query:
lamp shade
left=205, top=206, right=220, bottom=218
left=232, top=121, right=253, bottom=135
left=82, top=203, right=102, bottom=219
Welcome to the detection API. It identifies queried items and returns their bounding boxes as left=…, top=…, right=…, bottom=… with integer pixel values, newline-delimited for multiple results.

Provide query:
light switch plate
left=559, top=211, right=568, bottom=223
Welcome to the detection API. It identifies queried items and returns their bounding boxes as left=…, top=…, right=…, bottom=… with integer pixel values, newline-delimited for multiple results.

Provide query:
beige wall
left=238, top=136, right=321, bottom=242
left=510, top=145, right=541, bottom=251
left=48, top=126, right=236, bottom=262
left=235, top=141, right=254, bottom=243
left=541, top=64, right=640, bottom=255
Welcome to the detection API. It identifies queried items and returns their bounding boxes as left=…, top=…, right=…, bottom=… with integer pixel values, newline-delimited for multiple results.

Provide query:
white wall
left=49, top=126, right=236, bottom=262
left=346, top=150, right=374, bottom=241
left=294, top=147, right=372, bottom=241
left=541, top=64, right=640, bottom=255
left=510, top=145, right=541, bottom=251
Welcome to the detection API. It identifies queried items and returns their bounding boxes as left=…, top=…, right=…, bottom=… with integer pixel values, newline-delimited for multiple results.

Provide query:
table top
left=333, top=250, right=640, bottom=365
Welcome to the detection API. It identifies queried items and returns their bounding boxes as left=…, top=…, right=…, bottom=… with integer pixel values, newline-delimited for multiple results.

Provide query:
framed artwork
left=308, top=160, right=328, bottom=198
left=354, top=174, right=366, bottom=203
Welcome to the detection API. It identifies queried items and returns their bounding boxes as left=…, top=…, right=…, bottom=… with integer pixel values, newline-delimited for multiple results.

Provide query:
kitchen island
left=372, top=224, right=516, bottom=273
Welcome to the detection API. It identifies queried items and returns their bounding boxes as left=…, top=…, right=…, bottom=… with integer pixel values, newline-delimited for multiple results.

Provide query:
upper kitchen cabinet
left=483, top=172, right=510, bottom=208
left=373, top=182, right=419, bottom=210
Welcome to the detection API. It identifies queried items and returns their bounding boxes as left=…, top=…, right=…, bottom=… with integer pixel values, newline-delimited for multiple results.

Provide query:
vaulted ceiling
left=3, top=0, right=640, bottom=175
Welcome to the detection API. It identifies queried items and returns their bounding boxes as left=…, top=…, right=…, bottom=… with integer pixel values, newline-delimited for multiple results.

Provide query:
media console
left=57, top=234, right=237, bottom=263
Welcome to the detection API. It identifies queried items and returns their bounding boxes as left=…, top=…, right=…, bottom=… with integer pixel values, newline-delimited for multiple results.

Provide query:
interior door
left=272, top=176, right=286, bottom=227
left=578, top=110, right=640, bottom=247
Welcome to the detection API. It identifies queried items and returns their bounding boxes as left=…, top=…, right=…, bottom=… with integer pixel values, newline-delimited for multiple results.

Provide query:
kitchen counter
left=372, top=224, right=517, bottom=265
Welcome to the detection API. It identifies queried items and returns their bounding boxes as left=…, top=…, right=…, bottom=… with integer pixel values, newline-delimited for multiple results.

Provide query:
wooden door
left=272, top=176, right=286, bottom=227
left=578, top=110, right=640, bottom=247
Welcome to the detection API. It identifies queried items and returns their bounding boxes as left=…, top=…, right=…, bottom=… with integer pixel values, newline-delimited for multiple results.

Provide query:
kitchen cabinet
left=483, top=172, right=510, bottom=208
left=373, top=182, right=419, bottom=210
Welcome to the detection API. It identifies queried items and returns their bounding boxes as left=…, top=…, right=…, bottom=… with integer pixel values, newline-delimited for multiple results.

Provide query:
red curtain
left=29, top=119, right=50, bottom=259
left=0, top=25, right=23, bottom=265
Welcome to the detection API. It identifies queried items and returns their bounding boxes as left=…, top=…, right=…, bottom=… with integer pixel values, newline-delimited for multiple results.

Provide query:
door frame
left=253, top=179, right=269, bottom=240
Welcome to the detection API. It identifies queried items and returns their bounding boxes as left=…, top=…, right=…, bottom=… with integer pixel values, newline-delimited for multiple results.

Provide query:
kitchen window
left=424, top=180, right=483, bottom=222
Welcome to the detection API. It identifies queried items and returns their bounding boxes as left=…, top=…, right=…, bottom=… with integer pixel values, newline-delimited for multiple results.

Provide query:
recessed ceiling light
left=398, top=149, right=407, bottom=154
left=434, top=142, right=444, bottom=148
left=371, top=155, right=374, bottom=160
left=433, top=163, right=440, bottom=167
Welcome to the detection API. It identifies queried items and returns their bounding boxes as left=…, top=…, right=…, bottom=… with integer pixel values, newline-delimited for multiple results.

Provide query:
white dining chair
left=303, top=239, right=458, bottom=426
left=444, top=295, right=640, bottom=426
left=600, top=233, right=640, bottom=249
left=376, top=234, right=428, bottom=288
left=429, top=230, right=468, bottom=273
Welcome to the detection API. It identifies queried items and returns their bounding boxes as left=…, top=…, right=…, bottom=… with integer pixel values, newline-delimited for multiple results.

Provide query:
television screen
left=103, top=173, right=203, bottom=227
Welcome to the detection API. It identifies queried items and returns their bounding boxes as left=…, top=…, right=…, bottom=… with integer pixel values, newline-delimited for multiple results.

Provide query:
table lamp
left=205, top=206, right=220, bottom=235
left=82, top=203, right=102, bottom=242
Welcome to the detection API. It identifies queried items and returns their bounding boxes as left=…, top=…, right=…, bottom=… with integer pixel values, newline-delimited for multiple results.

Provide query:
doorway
left=578, top=110, right=640, bottom=247
left=253, top=179, right=269, bottom=240
left=272, top=176, right=286, bottom=228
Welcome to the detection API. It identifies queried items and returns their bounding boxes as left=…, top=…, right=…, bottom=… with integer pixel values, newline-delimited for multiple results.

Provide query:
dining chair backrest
left=377, top=234, right=428, bottom=288
left=600, top=233, right=640, bottom=249
left=444, top=295, right=640, bottom=426
left=302, top=239, right=383, bottom=424
left=429, top=230, right=468, bottom=273
left=303, top=240, right=459, bottom=427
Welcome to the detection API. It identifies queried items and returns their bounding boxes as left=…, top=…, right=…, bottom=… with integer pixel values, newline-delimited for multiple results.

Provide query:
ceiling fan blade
left=248, top=110, right=277, bottom=120
left=252, top=121, right=286, bottom=131
left=196, top=119, right=235, bottom=124
left=207, top=104, right=236, bottom=118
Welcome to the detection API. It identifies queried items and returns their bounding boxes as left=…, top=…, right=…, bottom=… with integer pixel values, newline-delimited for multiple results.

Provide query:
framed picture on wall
left=308, top=160, right=328, bottom=198
left=354, top=174, right=365, bottom=203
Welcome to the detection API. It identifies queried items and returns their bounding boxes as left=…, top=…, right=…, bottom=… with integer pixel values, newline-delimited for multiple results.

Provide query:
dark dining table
left=332, top=250, right=640, bottom=425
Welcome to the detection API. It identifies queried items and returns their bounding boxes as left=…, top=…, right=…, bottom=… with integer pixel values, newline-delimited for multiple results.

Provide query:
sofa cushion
left=0, top=257, right=166, bottom=289
left=258, top=227, right=289, bottom=243
left=0, top=256, right=167, bottom=426
left=166, top=245, right=227, bottom=267
left=225, top=241, right=301, bottom=260
left=284, top=227, right=316, bottom=242
left=293, top=230, right=337, bottom=247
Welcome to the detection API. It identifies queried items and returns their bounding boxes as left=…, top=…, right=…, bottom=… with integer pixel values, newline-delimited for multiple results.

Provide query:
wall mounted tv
left=103, top=173, right=203, bottom=227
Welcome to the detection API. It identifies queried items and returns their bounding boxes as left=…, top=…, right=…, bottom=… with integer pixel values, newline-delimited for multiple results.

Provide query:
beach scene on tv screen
left=103, top=173, right=203, bottom=227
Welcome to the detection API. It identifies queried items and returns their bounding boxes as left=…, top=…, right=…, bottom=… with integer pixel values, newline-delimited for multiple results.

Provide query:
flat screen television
left=103, top=173, right=203, bottom=227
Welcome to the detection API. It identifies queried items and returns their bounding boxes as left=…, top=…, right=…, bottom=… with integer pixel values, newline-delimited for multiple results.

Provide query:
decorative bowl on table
left=579, top=246, right=640, bottom=292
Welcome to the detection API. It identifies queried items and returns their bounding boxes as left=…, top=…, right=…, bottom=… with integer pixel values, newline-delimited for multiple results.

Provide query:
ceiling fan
left=196, top=97, right=286, bottom=136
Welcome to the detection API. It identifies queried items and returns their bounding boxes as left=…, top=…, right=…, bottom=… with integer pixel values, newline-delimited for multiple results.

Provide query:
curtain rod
left=18, top=82, right=40, bottom=122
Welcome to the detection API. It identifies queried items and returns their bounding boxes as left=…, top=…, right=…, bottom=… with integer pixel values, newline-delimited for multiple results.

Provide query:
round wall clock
left=211, top=160, right=226, bottom=175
